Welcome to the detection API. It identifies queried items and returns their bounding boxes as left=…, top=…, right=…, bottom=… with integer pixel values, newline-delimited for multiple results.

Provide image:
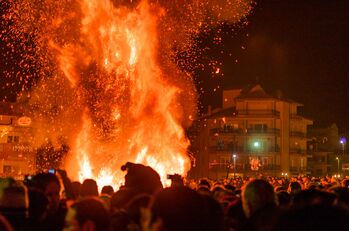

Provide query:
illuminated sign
left=17, top=116, right=32, bottom=126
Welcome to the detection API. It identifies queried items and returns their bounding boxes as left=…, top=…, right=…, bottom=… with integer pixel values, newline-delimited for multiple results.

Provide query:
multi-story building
left=307, top=124, right=348, bottom=176
left=0, top=103, right=36, bottom=178
left=190, top=84, right=313, bottom=179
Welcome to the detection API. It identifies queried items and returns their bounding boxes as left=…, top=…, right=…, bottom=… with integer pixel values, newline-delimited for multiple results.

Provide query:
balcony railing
left=211, top=127, right=280, bottom=136
left=208, top=162, right=245, bottom=171
left=209, top=144, right=280, bottom=153
left=290, top=131, right=306, bottom=138
left=245, top=147, right=280, bottom=153
left=268, top=146, right=280, bottom=153
left=247, top=128, right=280, bottom=135
left=290, top=148, right=306, bottom=154
left=290, top=114, right=303, bottom=120
left=237, top=110, right=280, bottom=117
left=0, top=142, right=35, bottom=159
left=210, top=128, right=243, bottom=135
left=290, top=167, right=307, bottom=173
left=209, top=145, right=244, bottom=152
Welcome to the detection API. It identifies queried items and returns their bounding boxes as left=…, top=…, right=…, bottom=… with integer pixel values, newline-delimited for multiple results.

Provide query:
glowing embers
left=61, top=0, right=191, bottom=188
left=6, top=0, right=253, bottom=188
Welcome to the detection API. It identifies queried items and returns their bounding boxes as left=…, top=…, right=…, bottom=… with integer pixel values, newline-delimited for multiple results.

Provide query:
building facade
left=307, top=124, right=348, bottom=176
left=190, top=85, right=313, bottom=179
left=0, top=103, right=36, bottom=178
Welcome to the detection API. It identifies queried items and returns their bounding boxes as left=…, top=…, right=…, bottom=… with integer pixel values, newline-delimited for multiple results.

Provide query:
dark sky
left=196, top=0, right=348, bottom=134
left=0, top=0, right=348, bottom=134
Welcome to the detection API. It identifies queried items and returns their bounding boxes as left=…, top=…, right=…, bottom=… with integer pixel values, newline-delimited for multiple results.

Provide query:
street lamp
left=253, top=141, right=260, bottom=148
left=339, top=137, right=346, bottom=156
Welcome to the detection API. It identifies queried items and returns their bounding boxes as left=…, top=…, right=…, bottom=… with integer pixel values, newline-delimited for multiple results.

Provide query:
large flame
left=6, top=0, right=253, bottom=189
left=60, top=0, right=192, bottom=188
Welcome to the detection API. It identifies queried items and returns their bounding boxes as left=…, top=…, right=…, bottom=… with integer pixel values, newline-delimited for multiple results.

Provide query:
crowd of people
left=0, top=162, right=348, bottom=231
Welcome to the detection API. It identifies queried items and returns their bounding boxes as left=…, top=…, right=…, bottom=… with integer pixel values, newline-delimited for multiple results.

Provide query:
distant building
left=189, top=84, right=313, bottom=179
left=0, top=102, right=36, bottom=178
left=307, top=124, right=348, bottom=176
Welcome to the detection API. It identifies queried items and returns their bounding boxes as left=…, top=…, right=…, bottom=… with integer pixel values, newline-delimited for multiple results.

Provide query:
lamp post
left=226, top=161, right=230, bottom=179
left=340, top=138, right=346, bottom=156
left=232, top=154, right=237, bottom=177
left=336, top=157, right=340, bottom=175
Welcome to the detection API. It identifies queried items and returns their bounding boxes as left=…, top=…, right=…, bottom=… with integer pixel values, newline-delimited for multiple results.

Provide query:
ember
left=4, top=0, right=252, bottom=188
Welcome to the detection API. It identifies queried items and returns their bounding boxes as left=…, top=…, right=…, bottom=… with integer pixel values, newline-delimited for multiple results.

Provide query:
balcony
left=290, top=167, right=307, bottom=173
left=208, top=162, right=245, bottom=171
left=210, top=143, right=281, bottom=153
left=290, top=148, right=306, bottom=154
left=246, top=147, right=280, bottom=153
left=290, top=131, right=306, bottom=138
left=268, top=146, right=280, bottom=153
left=210, top=127, right=243, bottom=135
left=0, top=142, right=35, bottom=159
left=290, top=114, right=303, bottom=120
left=209, top=145, right=243, bottom=153
left=247, top=128, right=280, bottom=135
left=210, top=127, right=280, bottom=137
left=237, top=110, right=280, bottom=117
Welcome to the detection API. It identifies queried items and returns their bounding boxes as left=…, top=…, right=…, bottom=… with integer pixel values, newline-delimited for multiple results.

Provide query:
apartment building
left=0, top=103, right=36, bottom=177
left=190, top=84, right=313, bottom=179
left=307, top=124, right=348, bottom=176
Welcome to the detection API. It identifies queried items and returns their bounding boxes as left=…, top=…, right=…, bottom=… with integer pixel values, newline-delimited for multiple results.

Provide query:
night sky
left=0, top=0, right=348, bottom=134
left=194, top=0, right=348, bottom=134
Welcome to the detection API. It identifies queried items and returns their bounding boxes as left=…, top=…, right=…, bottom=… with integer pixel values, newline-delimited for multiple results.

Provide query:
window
left=254, top=124, right=267, bottom=131
left=13, top=136, right=19, bottom=143
left=254, top=124, right=263, bottom=130
left=249, top=124, right=267, bottom=133
left=223, top=124, right=233, bottom=132
left=216, top=140, right=225, bottom=150
left=7, top=136, right=13, bottom=143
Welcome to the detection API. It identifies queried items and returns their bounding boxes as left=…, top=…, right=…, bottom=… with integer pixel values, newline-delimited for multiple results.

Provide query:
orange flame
left=61, top=0, right=191, bottom=189
left=13, top=0, right=253, bottom=190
